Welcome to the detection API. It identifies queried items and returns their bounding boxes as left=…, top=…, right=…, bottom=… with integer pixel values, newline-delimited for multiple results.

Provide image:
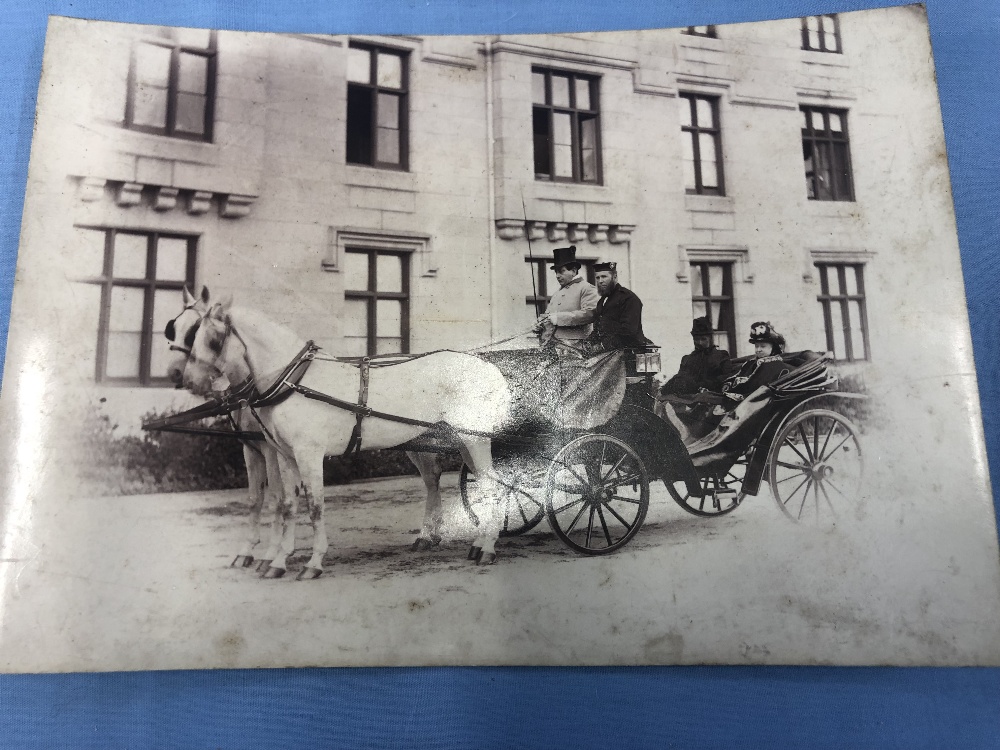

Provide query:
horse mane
left=226, top=305, right=309, bottom=380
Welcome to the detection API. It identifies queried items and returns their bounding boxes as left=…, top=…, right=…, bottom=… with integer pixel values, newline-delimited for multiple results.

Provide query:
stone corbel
left=220, top=194, right=255, bottom=219
left=588, top=224, right=609, bottom=244
left=546, top=222, right=568, bottom=242
left=153, top=186, right=180, bottom=211
left=526, top=221, right=547, bottom=241
left=608, top=225, right=635, bottom=244
left=116, top=182, right=143, bottom=207
left=78, top=177, right=107, bottom=202
left=566, top=224, right=588, bottom=243
left=495, top=219, right=524, bottom=240
left=188, top=191, right=213, bottom=215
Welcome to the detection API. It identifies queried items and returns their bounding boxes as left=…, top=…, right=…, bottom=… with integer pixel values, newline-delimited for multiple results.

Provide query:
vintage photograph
left=0, top=5, right=999, bottom=672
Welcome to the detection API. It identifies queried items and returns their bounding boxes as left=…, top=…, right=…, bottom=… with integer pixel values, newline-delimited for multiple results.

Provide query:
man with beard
left=586, top=261, right=650, bottom=352
left=656, top=316, right=731, bottom=397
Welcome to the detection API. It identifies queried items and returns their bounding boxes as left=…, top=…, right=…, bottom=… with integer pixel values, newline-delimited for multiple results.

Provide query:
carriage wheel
left=768, top=409, right=863, bottom=523
left=664, top=452, right=749, bottom=517
left=460, top=458, right=546, bottom=537
left=545, top=434, right=650, bottom=555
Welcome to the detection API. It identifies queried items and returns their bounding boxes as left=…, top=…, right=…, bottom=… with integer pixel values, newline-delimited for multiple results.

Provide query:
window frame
left=343, top=248, right=412, bottom=355
left=680, top=93, right=725, bottom=197
left=124, top=31, right=217, bottom=142
left=525, top=257, right=597, bottom=316
left=689, top=261, right=736, bottom=354
left=345, top=42, right=410, bottom=171
left=77, top=227, right=198, bottom=386
left=816, top=262, right=870, bottom=362
left=801, top=105, right=855, bottom=202
left=801, top=15, right=842, bottom=53
left=531, top=67, right=603, bottom=185
left=682, top=26, right=718, bottom=38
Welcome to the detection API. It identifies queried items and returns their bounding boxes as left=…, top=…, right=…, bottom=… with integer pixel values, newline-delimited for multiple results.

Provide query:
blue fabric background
left=0, top=1, right=998, bottom=746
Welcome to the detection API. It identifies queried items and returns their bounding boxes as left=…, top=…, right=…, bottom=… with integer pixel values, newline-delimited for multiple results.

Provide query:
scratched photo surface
left=0, top=7, right=998, bottom=672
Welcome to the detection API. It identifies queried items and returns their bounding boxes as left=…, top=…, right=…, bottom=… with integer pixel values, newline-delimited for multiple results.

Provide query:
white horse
left=165, top=287, right=286, bottom=572
left=178, top=296, right=511, bottom=578
left=166, top=290, right=453, bottom=578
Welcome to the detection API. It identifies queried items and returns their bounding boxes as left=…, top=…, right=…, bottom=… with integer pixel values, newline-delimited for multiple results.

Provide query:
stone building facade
left=11, top=7, right=961, bottom=428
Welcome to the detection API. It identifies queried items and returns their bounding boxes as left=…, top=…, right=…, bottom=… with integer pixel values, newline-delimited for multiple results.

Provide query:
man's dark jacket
left=660, top=346, right=731, bottom=395
left=590, top=284, right=649, bottom=350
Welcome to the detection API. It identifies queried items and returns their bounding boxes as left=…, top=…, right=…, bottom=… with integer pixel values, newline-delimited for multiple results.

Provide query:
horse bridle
left=165, top=301, right=204, bottom=356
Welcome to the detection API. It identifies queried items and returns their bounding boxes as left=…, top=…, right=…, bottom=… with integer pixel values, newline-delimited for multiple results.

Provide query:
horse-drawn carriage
left=440, top=347, right=865, bottom=555
left=149, top=291, right=866, bottom=574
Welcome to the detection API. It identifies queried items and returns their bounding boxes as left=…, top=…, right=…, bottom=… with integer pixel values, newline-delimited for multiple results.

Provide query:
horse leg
left=296, top=447, right=328, bottom=581
left=254, top=442, right=284, bottom=573
left=406, top=451, right=444, bottom=551
left=264, top=450, right=302, bottom=579
left=458, top=438, right=500, bottom=565
left=232, top=444, right=265, bottom=568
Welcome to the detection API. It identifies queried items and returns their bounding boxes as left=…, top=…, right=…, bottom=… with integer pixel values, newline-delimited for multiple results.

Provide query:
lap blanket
left=477, top=348, right=625, bottom=430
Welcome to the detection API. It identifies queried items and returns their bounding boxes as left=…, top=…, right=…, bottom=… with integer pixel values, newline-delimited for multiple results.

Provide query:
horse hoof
left=467, top=545, right=482, bottom=561
left=231, top=555, right=254, bottom=569
left=262, top=566, right=286, bottom=579
left=412, top=537, right=442, bottom=552
left=296, top=567, right=323, bottom=581
left=477, top=552, right=497, bottom=566
left=255, top=559, right=272, bottom=573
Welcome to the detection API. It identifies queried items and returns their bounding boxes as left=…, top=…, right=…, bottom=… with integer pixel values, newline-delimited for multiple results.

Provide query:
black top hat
left=748, top=321, right=786, bottom=351
left=550, top=246, right=579, bottom=270
left=691, top=316, right=713, bottom=336
left=593, top=261, right=617, bottom=273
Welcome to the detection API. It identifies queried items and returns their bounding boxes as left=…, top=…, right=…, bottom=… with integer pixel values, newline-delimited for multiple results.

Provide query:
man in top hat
left=534, top=245, right=599, bottom=346
left=656, top=316, right=732, bottom=397
left=585, top=261, right=650, bottom=352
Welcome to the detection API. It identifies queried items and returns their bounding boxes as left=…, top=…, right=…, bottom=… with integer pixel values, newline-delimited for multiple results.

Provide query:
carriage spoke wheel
left=768, top=409, right=863, bottom=523
left=665, top=453, right=749, bottom=517
left=460, top=458, right=547, bottom=537
left=545, top=434, right=650, bottom=555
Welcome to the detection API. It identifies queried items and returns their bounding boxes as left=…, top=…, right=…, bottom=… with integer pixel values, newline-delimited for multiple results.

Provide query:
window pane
left=802, top=109, right=810, bottom=130
left=343, top=251, right=369, bottom=290
left=690, top=265, right=704, bottom=297
left=849, top=301, right=866, bottom=359
left=832, top=142, right=851, bottom=199
left=581, top=147, right=597, bottom=182
left=680, top=98, right=693, bottom=129
left=809, top=30, right=821, bottom=49
left=175, top=92, right=207, bottom=135
left=377, top=92, right=399, bottom=129
left=155, top=237, right=189, bottom=281
left=376, top=127, right=401, bottom=164
left=376, top=53, right=403, bottom=89
left=713, top=331, right=728, bottom=349
left=829, top=112, right=843, bottom=132
left=575, top=78, right=591, bottom=110
left=551, top=75, right=570, bottom=108
left=376, top=254, right=403, bottom=293
left=580, top=117, right=597, bottom=181
left=691, top=301, right=709, bottom=320
left=347, top=47, right=371, bottom=84
left=150, top=289, right=183, bottom=377
left=532, top=109, right=551, bottom=177
left=106, top=333, right=142, bottom=378
left=553, top=112, right=571, bottom=146
left=132, top=85, right=168, bottom=129
left=699, top=133, right=718, bottom=188
left=375, top=337, right=403, bottom=355
left=74, top=228, right=107, bottom=278
left=113, top=233, right=149, bottom=279
left=807, top=16, right=820, bottom=31
left=108, top=285, right=145, bottom=331
left=554, top=145, right=573, bottom=178
left=831, top=303, right=848, bottom=360
left=682, top=134, right=697, bottom=191
left=710, top=302, right=724, bottom=328
left=135, top=43, right=171, bottom=87
left=178, top=53, right=208, bottom=94
left=532, top=72, right=546, bottom=105
left=346, top=86, right=374, bottom=165
left=376, top=299, right=402, bottom=337
left=707, top=264, right=724, bottom=295
left=342, top=298, right=369, bottom=339
left=695, top=98, right=713, bottom=128
left=844, top=266, right=860, bottom=296
left=106, top=286, right=144, bottom=378
left=174, top=28, right=213, bottom=49
left=821, top=15, right=835, bottom=34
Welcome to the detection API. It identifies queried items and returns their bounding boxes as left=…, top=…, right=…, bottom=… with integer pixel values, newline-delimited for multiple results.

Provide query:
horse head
left=181, top=298, right=246, bottom=396
left=164, top=286, right=211, bottom=386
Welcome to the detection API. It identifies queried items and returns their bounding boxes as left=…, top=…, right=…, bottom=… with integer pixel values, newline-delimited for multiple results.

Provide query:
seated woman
left=656, top=321, right=790, bottom=444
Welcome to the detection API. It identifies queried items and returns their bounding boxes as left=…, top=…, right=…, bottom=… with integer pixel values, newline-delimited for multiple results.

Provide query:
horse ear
left=182, top=286, right=195, bottom=306
left=200, top=286, right=210, bottom=305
